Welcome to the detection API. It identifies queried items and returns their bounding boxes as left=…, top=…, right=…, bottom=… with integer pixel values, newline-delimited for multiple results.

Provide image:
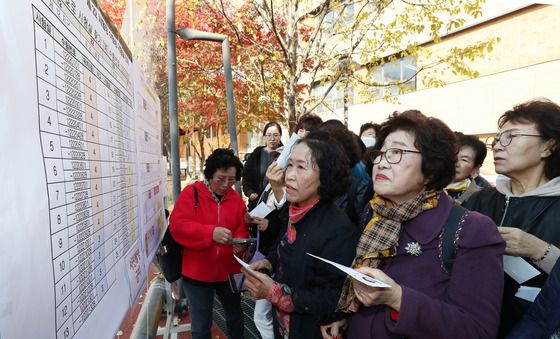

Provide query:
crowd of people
left=168, top=98, right=560, bottom=339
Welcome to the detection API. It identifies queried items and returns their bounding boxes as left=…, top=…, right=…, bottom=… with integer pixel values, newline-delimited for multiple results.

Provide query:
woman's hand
left=242, top=268, right=274, bottom=299
left=249, top=259, right=273, bottom=272
left=251, top=217, right=269, bottom=232
left=266, top=162, right=285, bottom=198
left=498, top=226, right=549, bottom=260
left=353, top=267, right=402, bottom=311
left=249, top=193, right=259, bottom=201
left=243, top=212, right=252, bottom=224
left=212, top=226, right=232, bottom=244
left=320, top=319, right=347, bottom=339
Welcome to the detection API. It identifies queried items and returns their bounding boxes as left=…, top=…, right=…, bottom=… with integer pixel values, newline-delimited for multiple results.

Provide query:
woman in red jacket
left=170, top=148, right=250, bottom=339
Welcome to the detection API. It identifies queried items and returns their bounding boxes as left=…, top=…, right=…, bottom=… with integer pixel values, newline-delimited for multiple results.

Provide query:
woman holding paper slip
left=242, top=137, right=360, bottom=339
left=169, top=149, right=249, bottom=339
left=463, top=99, right=560, bottom=337
left=324, top=111, right=505, bottom=339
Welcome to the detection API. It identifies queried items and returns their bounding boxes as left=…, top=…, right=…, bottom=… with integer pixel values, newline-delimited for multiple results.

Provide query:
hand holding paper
left=234, top=254, right=256, bottom=273
left=306, top=253, right=390, bottom=288
left=249, top=202, right=273, bottom=218
left=503, top=255, right=541, bottom=284
left=234, top=255, right=274, bottom=299
left=275, top=133, right=300, bottom=169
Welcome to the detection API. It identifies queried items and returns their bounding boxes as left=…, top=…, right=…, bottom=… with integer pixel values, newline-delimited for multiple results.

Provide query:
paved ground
left=115, top=262, right=226, bottom=338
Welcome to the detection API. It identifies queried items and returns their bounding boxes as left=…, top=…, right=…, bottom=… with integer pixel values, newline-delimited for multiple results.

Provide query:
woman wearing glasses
left=464, top=99, right=560, bottom=337
left=170, top=149, right=249, bottom=339
left=323, top=110, right=505, bottom=339
left=243, top=121, right=283, bottom=211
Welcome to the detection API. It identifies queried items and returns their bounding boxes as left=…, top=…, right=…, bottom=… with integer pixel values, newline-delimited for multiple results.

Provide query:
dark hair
left=263, top=122, right=283, bottom=136
left=269, top=150, right=281, bottom=161
left=318, top=124, right=361, bottom=166
left=203, top=148, right=244, bottom=180
left=321, top=119, right=345, bottom=129
left=455, top=132, right=487, bottom=168
left=296, top=135, right=351, bottom=200
left=376, top=110, right=457, bottom=190
left=295, top=114, right=323, bottom=132
left=498, top=98, right=560, bottom=179
left=359, top=122, right=380, bottom=137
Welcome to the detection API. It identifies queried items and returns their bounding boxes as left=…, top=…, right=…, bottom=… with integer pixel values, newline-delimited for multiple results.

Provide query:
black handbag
left=158, top=186, right=198, bottom=283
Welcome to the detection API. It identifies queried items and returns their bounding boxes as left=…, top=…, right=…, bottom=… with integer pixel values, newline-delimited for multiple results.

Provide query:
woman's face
left=372, top=130, right=426, bottom=204
left=209, top=167, right=236, bottom=196
left=492, top=121, right=551, bottom=179
left=361, top=128, right=376, bottom=139
left=264, top=125, right=281, bottom=150
left=454, top=146, right=478, bottom=182
left=284, top=143, right=320, bottom=206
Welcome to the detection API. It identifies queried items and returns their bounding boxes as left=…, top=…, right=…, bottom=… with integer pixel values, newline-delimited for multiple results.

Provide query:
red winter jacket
left=169, top=181, right=249, bottom=282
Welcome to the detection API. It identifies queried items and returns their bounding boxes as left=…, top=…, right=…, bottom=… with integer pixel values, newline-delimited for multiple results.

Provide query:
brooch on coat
left=405, top=242, right=422, bottom=256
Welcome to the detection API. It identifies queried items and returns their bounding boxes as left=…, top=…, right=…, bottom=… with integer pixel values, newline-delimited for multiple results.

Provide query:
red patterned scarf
left=286, top=199, right=320, bottom=244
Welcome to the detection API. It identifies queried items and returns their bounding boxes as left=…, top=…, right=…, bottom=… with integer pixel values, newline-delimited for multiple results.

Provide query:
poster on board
left=133, top=63, right=167, bottom=271
left=0, top=0, right=161, bottom=338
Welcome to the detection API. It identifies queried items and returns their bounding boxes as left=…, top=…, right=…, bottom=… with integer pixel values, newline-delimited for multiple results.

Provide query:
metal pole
left=176, top=28, right=241, bottom=194
left=167, top=0, right=181, bottom=202
left=130, top=276, right=166, bottom=339
left=222, top=37, right=239, bottom=157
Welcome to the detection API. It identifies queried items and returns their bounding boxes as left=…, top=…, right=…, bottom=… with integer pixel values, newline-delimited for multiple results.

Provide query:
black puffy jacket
left=464, top=186, right=560, bottom=337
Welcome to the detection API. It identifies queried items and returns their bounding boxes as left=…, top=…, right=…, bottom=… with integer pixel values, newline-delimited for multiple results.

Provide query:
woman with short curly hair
left=242, top=136, right=360, bottom=339
left=170, top=148, right=249, bottom=339
left=323, top=110, right=505, bottom=339
left=465, top=98, right=560, bottom=337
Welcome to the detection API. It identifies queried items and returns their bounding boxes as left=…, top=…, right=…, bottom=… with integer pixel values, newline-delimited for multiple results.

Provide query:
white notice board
left=0, top=1, right=164, bottom=338
left=133, top=64, right=167, bottom=273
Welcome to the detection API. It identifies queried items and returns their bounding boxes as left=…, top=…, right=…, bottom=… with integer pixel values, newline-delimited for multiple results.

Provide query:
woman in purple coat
left=322, top=110, right=505, bottom=339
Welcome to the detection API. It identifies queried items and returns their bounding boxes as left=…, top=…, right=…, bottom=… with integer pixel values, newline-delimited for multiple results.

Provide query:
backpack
left=158, top=186, right=198, bottom=283
left=442, top=205, right=468, bottom=273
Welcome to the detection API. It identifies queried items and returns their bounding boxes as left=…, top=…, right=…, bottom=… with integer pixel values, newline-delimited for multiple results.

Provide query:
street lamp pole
left=167, top=0, right=240, bottom=201
left=166, top=0, right=181, bottom=202
left=177, top=28, right=239, bottom=159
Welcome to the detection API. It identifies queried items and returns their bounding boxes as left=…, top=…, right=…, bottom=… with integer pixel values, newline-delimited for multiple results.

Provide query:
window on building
left=370, top=55, right=417, bottom=98
left=323, top=2, right=354, bottom=29
left=311, top=81, right=354, bottom=113
left=204, top=126, right=214, bottom=139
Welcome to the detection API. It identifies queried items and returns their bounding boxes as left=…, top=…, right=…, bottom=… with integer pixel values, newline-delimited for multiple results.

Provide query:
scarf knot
left=337, top=190, right=441, bottom=313
left=286, top=199, right=320, bottom=244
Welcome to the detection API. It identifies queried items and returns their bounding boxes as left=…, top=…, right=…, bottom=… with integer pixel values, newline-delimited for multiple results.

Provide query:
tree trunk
left=198, top=131, right=205, bottom=177
left=285, top=75, right=298, bottom=133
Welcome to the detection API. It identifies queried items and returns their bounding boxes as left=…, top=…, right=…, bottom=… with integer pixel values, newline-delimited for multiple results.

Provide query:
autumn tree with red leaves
left=100, top=0, right=285, bottom=174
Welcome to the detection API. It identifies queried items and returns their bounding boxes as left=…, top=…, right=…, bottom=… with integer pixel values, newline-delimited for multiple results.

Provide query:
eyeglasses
left=213, top=175, right=236, bottom=186
left=485, top=130, right=544, bottom=149
left=371, top=148, right=421, bottom=164
left=265, top=133, right=280, bottom=139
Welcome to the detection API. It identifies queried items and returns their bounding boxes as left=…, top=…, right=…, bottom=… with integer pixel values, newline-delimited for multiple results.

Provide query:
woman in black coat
left=242, top=122, right=283, bottom=211
left=464, top=99, right=560, bottom=337
left=243, top=137, right=360, bottom=339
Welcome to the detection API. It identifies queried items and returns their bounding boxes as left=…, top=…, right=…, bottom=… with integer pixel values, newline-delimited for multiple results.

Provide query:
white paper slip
left=515, top=286, right=541, bottom=302
left=233, top=255, right=258, bottom=276
left=249, top=202, right=274, bottom=218
left=503, top=255, right=541, bottom=284
left=276, top=133, right=301, bottom=169
left=306, top=253, right=391, bottom=288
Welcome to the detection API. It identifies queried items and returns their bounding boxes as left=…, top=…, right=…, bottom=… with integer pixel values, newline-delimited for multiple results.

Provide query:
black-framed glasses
left=485, top=130, right=545, bottom=149
left=265, top=133, right=280, bottom=139
left=371, top=148, right=421, bottom=164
